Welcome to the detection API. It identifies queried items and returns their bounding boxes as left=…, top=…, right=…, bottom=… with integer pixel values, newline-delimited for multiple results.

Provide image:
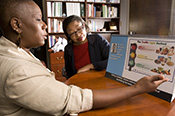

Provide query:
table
left=65, top=70, right=175, bottom=116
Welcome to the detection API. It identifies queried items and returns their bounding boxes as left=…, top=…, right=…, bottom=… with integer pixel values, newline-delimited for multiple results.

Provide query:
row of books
left=48, top=19, right=116, bottom=33
left=66, top=3, right=85, bottom=17
left=47, top=2, right=85, bottom=17
left=47, top=2, right=63, bottom=17
left=87, top=0, right=120, bottom=3
left=87, top=20, right=98, bottom=32
left=47, top=18, right=63, bottom=33
left=102, top=4, right=118, bottom=17
left=87, top=4, right=118, bottom=17
left=47, top=0, right=119, bottom=2
left=48, top=18, right=117, bottom=33
left=48, top=35, right=57, bottom=48
left=87, top=4, right=96, bottom=17
left=51, top=0, right=84, bottom=1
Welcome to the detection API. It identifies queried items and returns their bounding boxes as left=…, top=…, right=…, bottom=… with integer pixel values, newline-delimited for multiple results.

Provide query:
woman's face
left=66, top=21, right=87, bottom=45
left=18, top=2, right=47, bottom=48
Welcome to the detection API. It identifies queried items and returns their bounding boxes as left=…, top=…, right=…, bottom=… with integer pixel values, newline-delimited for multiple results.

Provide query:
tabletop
left=65, top=70, right=175, bottom=116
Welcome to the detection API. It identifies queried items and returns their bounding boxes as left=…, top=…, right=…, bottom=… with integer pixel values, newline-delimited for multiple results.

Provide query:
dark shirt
left=64, top=33, right=110, bottom=79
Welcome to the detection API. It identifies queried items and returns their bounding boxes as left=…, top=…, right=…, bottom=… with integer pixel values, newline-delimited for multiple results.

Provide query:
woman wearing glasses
left=63, top=15, right=110, bottom=79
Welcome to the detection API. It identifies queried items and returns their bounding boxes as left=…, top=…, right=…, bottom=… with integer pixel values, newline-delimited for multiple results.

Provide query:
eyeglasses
left=68, top=26, right=84, bottom=38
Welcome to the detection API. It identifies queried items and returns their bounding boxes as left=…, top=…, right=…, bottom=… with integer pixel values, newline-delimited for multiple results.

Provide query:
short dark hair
left=63, top=15, right=89, bottom=43
left=0, top=0, right=33, bottom=36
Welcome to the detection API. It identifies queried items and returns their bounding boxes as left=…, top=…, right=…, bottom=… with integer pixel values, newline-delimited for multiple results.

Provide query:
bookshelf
left=45, top=0, right=120, bottom=80
left=45, top=0, right=120, bottom=47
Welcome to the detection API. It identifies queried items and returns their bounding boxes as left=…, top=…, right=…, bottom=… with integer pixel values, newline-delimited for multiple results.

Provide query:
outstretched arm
left=77, top=64, right=95, bottom=73
left=92, top=74, right=168, bottom=109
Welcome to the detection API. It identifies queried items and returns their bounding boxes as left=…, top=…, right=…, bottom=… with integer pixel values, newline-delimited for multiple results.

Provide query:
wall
left=120, top=0, right=129, bottom=35
left=129, top=0, right=172, bottom=35
left=120, top=0, right=175, bottom=36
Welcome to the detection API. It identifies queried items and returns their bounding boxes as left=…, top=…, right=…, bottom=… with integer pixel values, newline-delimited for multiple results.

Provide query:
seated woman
left=63, top=15, right=110, bottom=78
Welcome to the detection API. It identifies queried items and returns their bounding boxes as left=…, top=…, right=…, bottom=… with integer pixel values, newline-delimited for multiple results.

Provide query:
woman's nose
left=42, top=21, right=47, bottom=30
left=76, top=31, right=81, bottom=37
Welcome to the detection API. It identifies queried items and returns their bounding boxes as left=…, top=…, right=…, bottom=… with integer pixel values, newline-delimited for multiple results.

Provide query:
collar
left=0, top=36, right=41, bottom=64
left=87, top=33, right=96, bottom=45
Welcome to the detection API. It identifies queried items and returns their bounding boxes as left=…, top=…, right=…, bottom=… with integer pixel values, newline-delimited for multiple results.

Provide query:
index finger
left=151, top=74, right=169, bottom=85
left=151, top=74, right=168, bottom=81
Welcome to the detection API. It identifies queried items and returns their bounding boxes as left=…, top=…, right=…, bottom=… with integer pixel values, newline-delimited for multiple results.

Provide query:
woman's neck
left=73, top=38, right=88, bottom=46
left=22, top=47, right=30, bottom=54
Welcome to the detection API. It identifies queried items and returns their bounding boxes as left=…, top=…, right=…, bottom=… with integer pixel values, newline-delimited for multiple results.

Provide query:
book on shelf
left=47, top=2, right=52, bottom=17
left=87, top=4, right=91, bottom=17
left=94, top=6, right=96, bottom=17
left=101, top=5, right=118, bottom=18
left=80, top=3, right=85, bottom=17
left=78, top=0, right=85, bottom=2
left=105, top=34, right=175, bottom=102
left=92, top=0, right=106, bottom=2
left=48, top=35, right=57, bottom=48
left=55, top=2, right=62, bottom=17
left=47, top=2, right=62, bottom=17
left=111, top=6, right=118, bottom=17
left=87, top=0, right=95, bottom=2
left=87, top=4, right=97, bottom=17
left=102, top=4, right=107, bottom=17
left=106, top=0, right=120, bottom=3
left=66, top=0, right=85, bottom=1
left=87, top=20, right=97, bottom=32
left=51, top=2, right=55, bottom=17
left=112, top=0, right=120, bottom=3
left=88, top=0, right=120, bottom=3
left=66, top=3, right=81, bottom=17
left=87, top=4, right=118, bottom=18
left=91, top=4, right=94, bottom=17
left=47, top=18, right=51, bottom=33
left=48, top=18, right=63, bottom=33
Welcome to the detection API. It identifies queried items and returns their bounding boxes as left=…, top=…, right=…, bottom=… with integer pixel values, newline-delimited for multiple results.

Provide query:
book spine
left=51, top=2, right=55, bottom=17
left=60, top=2, right=62, bottom=17
left=80, top=3, right=85, bottom=17
left=102, top=4, right=105, bottom=17
left=47, top=2, right=52, bottom=17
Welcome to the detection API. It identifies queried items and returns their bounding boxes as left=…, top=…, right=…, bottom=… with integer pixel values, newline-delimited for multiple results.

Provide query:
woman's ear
left=10, top=17, right=22, bottom=33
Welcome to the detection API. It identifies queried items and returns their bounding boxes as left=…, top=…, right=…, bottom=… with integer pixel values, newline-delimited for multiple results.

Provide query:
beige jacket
left=0, top=36, right=93, bottom=116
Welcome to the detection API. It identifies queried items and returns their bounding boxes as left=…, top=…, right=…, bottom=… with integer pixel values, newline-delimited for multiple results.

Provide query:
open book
left=105, top=35, right=175, bottom=102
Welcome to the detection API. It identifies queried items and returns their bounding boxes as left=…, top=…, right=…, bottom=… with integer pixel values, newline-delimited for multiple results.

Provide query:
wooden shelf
left=91, top=31, right=119, bottom=33
left=87, top=17, right=120, bottom=19
left=47, top=0, right=84, bottom=2
left=87, top=2, right=120, bottom=5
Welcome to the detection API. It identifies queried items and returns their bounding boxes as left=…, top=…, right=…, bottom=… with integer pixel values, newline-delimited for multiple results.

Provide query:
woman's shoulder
left=88, top=33, right=109, bottom=44
left=65, top=43, right=72, bottom=49
left=64, top=43, right=74, bottom=54
left=88, top=33, right=102, bottom=38
left=88, top=33, right=105, bottom=41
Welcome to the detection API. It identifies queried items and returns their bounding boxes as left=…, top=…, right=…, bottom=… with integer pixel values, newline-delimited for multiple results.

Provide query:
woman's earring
left=17, top=33, right=21, bottom=47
